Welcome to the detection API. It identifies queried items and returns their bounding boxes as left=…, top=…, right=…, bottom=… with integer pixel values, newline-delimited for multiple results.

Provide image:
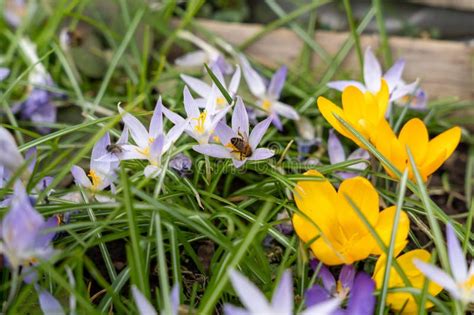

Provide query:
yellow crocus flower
left=373, top=118, right=461, bottom=181
left=292, top=170, right=410, bottom=266
left=373, top=249, right=443, bottom=314
left=317, top=80, right=389, bottom=147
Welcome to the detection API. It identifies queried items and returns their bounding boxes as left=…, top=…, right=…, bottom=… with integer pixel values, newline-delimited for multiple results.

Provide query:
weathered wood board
left=197, top=20, right=474, bottom=101
left=408, top=0, right=474, bottom=11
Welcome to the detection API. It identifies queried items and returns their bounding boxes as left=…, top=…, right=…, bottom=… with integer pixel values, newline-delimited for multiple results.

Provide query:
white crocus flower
left=225, top=269, right=340, bottom=315
left=239, top=54, right=299, bottom=130
left=163, top=85, right=230, bottom=145
left=118, top=98, right=185, bottom=178
left=414, top=224, right=474, bottom=305
left=175, top=30, right=232, bottom=74
left=181, top=64, right=241, bottom=110
left=71, top=132, right=116, bottom=202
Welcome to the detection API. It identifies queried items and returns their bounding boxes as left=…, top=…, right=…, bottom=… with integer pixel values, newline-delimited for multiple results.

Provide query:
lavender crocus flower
left=305, top=260, right=376, bottom=315
left=0, top=182, right=56, bottom=270
left=12, top=38, right=61, bottom=134
left=225, top=269, right=340, bottom=315
left=0, top=126, right=25, bottom=173
left=193, top=97, right=274, bottom=168
left=163, top=86, right=230, bottom=144
left=175, top=30, right=233, bottom=75
left=37, top=288, right=65, bottom=315
left=71, top=132, right=116, bottom=202
left=414, top=224, right=474, bottom=305
left=131, top=284, right=179, bottom=315
left=239, top=55, right=299, bottom=130
left=0, top=67, right=10, bottom=81
left=117, top=98, right=185, bottom=178
left=327, top=130, right=369, bottom=179
left=181, top=64, right=241, bottom=110
left=328, top=47, right=424, bottom=111
left=13, top=72, right=59, bottom=134
left=37, top=267, right=76, bottom=315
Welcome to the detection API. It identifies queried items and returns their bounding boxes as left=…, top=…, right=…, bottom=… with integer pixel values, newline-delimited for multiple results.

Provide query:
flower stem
left=3, top=268, right=19, bottom=313
left=204, top=155, right=212, bottom=183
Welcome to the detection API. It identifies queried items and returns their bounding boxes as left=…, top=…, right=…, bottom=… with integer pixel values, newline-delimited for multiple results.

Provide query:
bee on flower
left=71, top=132, right=117, bottom=202
left=193, top=97, right=274, bottom=168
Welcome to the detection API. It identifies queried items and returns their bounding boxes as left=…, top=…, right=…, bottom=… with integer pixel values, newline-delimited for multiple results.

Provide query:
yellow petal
left=371, top=206, right=410, bottom=256
left=398, top=118, right=429, bottom=165
left=317, top=96, right=353, bottom=140
left=293, top=170, right=338, bottom=237
left=342, top=86, right=365, bottom=124
left=420, top=126, right=461, bottom=177
left=336, top=176, right=380, bottom=237
left=376, top=79, right=390, bottom=121
left=310, top=236, right=346, bottom=266
left=363, top=92, right=380, bottom=127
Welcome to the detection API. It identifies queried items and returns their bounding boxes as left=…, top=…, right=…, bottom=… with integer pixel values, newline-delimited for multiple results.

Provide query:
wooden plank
left=196, top=20, right=474, bottom=101
left=408, top=0, right=474, bottom=11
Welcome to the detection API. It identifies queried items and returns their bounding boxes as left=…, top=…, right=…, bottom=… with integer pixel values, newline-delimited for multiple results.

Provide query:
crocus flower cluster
left=318, top=78, right=461, bottom=182
left=293, top=45, right=463, bottom=314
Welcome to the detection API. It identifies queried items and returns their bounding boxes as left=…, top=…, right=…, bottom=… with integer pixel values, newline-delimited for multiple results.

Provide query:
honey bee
left=230, top=131, right=252, bottom=160
left=106, top=144, right=123, bottom=155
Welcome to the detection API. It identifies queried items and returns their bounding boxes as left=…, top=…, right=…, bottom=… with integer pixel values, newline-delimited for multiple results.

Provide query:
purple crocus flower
left=181, top=64, right=241, bottom=110
left=0, top=126, right=25, bottom=173
left=328, top=47, right=424, bottom=110
left=115, top=98, right=186, bottom=178
left=175, top=30, right=233, bottom=75
left=414, top=224, right=474, bottom=305
left=37, top=267, right=76, bottom=315
left=163, top=86, right=230, bottom=144
left=12, top=39, right=60, bottom=134
left=0, top=67, right=10, bottom=81
left=327, top=130, right=369, bottom=179
left=131, top=284, right=179, bottom=315
left=306, top=261, right=376, bottom=315
left=225, top=269, right=340, bottom=315
left=193, top=97, right=274, bottom=168
left=37, top=287, right=65, bottom=315
left=239, top=55, right=299, bottom=130
left=0, top=182, right=56, bottom=270
left=71, top=132, right=116, bottom=202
